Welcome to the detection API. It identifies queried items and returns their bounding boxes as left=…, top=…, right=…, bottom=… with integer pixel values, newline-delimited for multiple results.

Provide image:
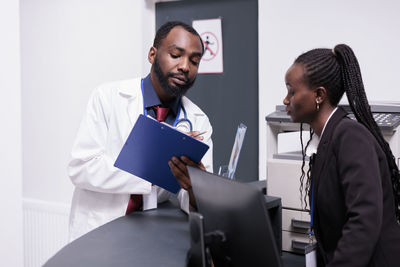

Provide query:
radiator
left=23, top=198, right=70, bottom=267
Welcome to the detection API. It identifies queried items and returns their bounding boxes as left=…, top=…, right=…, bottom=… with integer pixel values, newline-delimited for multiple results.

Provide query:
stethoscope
left=141, top=79, right=193, bottom=132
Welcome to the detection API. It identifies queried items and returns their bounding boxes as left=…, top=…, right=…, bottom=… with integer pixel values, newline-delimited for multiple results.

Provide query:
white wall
left=20, top=0, right=156, bottom=204
left=0, top=0, right=23, bottom=265
left=258, top=0, right=400, bottom=180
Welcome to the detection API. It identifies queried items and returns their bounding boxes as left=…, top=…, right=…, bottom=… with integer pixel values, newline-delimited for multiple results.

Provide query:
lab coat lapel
left=119, top=78, right=143, bottom=127
left=117, top=78, right=143, bottom=140
left=126, top=94, right=142, bottom=127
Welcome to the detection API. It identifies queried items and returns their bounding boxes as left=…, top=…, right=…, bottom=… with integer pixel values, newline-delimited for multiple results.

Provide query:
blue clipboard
left=114, top=114, right=209, bottom=194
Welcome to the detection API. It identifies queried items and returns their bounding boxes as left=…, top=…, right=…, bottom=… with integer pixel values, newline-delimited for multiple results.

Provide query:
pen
left=192, top=131, right=207, bottom=138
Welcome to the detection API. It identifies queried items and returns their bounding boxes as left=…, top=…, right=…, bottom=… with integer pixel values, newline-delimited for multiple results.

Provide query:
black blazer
left=311, top=107, right=400, bottom=267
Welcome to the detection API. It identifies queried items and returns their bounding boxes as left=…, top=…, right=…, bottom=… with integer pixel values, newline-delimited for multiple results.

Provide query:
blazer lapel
left=311, top=107, right=348, bottom=187
left=311, top=107, right=348, bottom=256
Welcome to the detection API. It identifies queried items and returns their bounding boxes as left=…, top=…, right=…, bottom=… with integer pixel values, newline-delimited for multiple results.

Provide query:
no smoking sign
left=201, top=32, right=219, bottom=61
left=193, top=18, right=224, bottom=74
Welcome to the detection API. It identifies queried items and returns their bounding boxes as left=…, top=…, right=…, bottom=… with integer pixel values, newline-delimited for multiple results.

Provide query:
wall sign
left=192, top=18, right=224, bottom=74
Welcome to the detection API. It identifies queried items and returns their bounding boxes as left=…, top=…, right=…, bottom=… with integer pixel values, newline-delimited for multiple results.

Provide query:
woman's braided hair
left=294, top=44, right=400, bottom=221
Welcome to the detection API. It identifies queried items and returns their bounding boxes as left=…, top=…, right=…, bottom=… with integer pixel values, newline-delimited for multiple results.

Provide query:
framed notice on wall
left=192, top=18, right=224, bottom=74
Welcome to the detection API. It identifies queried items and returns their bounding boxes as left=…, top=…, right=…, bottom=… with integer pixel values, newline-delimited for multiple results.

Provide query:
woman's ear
left=314, top=86, right=327, bottom=104
left=148, top=46, right=157, bottom=64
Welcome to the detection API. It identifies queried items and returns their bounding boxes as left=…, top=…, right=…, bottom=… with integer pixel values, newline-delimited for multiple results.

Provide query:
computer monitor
left=187, top=166, right=282, bottom=267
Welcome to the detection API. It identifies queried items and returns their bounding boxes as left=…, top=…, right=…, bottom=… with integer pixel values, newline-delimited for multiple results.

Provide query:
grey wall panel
left=156, top=0, right=258, bottom=182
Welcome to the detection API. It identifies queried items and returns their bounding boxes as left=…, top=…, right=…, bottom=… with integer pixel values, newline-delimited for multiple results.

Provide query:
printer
left=265, top=102, right=400, bottom=253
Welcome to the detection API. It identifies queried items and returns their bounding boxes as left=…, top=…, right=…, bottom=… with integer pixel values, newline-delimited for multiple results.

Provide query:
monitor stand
left=187, top=212, right=230, bottom=267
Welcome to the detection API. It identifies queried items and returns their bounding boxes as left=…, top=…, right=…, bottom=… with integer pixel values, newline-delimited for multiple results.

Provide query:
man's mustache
left=167, top=72, right=189, bottom=83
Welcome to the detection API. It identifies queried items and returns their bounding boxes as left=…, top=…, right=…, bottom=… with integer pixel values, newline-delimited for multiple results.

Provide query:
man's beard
left=153, top=56, right=196, bottom=98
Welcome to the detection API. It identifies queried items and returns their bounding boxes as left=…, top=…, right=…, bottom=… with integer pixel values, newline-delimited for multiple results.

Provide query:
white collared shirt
left=305, top=107, right=338, bottom=157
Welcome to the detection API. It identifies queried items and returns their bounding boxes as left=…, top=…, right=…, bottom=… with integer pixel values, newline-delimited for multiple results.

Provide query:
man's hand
left=187, top=130, right=206, bottom=141
left=168, top=155, right=205, bottom=208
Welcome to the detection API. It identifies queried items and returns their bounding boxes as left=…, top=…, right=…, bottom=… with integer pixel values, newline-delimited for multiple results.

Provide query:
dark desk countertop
left=44, top=199, right=304, bottom=267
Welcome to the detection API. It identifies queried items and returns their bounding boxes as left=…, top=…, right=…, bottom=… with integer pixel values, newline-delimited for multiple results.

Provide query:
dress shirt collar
left=305, top=107, right=338, bottom=157
left=142, top=74, right=180, bottom=116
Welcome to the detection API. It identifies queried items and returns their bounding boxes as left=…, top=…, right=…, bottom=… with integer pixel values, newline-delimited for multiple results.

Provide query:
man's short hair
left=153, top=21, right=204, bottom=54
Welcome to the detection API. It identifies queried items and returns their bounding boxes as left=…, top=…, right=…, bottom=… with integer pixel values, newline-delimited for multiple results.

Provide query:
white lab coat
left=68, top=77, right=213, bottom=241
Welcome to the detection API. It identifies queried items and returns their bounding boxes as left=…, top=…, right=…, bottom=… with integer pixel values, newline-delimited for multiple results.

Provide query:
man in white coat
left=68, top=21, right=213, bottom=241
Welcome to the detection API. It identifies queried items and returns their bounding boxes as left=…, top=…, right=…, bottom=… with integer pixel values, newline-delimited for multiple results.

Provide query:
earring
left=316, top=100, right=320, bottom=111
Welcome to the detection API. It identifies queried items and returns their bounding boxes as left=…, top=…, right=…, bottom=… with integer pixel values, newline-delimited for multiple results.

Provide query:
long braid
left=334, top=44, right=400, bottom=222
left=299, top=123, right=306, bottom=205
left=299, top=125, right=314, bottom=210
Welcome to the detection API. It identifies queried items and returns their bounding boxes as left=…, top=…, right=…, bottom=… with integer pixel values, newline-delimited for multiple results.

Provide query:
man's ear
left=314, top=86, right=328, bottom=104
left=148, top=46, right=157, bottom=64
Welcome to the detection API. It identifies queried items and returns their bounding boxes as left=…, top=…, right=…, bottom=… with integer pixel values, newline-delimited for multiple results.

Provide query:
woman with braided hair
left=283, top=44, right=400, bottom=266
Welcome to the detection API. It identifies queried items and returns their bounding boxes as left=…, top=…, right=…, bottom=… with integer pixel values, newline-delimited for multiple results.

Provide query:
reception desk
left=44, top=199, right=304, bottom=267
